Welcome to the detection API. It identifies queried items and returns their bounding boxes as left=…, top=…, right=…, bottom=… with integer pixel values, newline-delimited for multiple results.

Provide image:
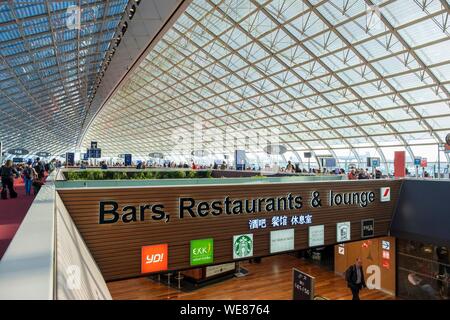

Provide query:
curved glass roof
left=0, top=0, right=129, bottom=155
left=83, top=0, right=450, bottom=170
left=14, top=0, right=450, bottom=170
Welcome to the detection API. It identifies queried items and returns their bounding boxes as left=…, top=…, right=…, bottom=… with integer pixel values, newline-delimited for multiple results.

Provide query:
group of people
left=347, top=168, right=382, bottom=180
left=0, top=158, right=53, bottom=200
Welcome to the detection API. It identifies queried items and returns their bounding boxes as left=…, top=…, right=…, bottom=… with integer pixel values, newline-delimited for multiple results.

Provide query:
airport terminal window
left=397, top=239, right=450, bottom=300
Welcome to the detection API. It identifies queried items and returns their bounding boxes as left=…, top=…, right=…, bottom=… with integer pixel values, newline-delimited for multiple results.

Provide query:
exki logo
left=190, top=239, right=214, bottom=266
left=141, top=244, right=168, bottom=273
left=380, top=187, right=390, bottom=202
left=193, top=245, right=211, bottom=255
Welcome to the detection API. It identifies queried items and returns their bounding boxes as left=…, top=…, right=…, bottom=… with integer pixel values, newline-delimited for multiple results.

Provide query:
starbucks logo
left=234, top=234, right=253, bottom=258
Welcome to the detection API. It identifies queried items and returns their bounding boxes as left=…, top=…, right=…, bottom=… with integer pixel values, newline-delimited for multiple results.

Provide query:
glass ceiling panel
left=0, top=0, right=129, bottom=155
left=81, top=0, right=450, bottom=168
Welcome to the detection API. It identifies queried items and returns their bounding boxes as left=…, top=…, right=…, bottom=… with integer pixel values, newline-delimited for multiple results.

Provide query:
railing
left=0, top=170, right=57, bottom=299
left=0, top=169, right=111, bottom=300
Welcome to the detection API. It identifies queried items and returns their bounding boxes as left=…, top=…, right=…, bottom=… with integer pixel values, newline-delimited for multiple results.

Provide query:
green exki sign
left=190, top=238, right=214, bottom=266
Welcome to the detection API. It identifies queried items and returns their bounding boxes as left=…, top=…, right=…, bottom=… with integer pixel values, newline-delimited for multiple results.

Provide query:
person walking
left=22, top=163, right=36, bottom=196
left=345, top=257, right=366, bottom=300
left=1, top=160, right=18, bottom=199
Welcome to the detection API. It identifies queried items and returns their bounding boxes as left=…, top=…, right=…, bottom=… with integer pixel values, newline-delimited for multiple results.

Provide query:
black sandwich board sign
left=292, top=268, right=315, bottom=300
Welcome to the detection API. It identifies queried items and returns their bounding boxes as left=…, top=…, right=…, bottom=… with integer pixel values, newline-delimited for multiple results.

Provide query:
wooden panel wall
left=334, top=236, right=396, bottom=295
left=58, top=180, right=402, bottom=281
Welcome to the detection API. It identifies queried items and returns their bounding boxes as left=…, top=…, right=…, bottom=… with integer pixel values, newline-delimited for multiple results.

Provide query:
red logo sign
left=380, top=187, right=390, bottom=202
left=420, top=158, right=428, bottom=168
left=141, top=244, right=168, bottom=274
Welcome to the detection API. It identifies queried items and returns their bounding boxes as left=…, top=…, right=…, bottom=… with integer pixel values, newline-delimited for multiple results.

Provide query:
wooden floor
left=107, top=254, right=395, bottom=300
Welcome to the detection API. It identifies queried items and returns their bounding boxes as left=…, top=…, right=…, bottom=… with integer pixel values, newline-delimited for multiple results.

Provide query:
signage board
left=324, top=158, right=336, bottom=168
left=191, top=150, right=209, bottom=157
left=308, top=225, right=324, bottom=247
left=141, top=244, right=168, bottom=274
left=36, top=152, right=51, bottom=158
left=233, top=234, right=253, bottom=259
left=414, top=157, right=421, bottom=166
left=66, top=152, right=75, bottom=166
left=361, top=219, right=375, bottom=238
left=382, top=240, right=390, bottom=250
left=380, top=187, right=391, bottom=202
left=420, top=158, right=427, bottom=168
left=372, top=158, right=380, bottom=167
left=82, top=153, right=88, bottom=161
left=338, top=245, right=345, bottom=255
left=337, top=222, right=351, bottom=242
left=190, top=239, right=214, bottom=266
left=91, top=141, right=98, bottom=149
left=292, top=268, right=315, bottom=300
left=59, top=179, right=401, bottom=280
left=304, top=152, right=312, bottom=158
left=124, top=154, right=132, bottom=166
left=264, top=144, right=287, bottom=155
left=88, top=148, right=101, bottom=158
left=12, top=157, right=23, bottom=163
left=149, top=152, right=164, bottom=159
left=270, top=229, right=295, bottom=253
left=205, top=262, right=236, bottom=278
left=394, top=151, right=405, bottom=178
left=8, top=148, right=29, bottom=156
left=235, top=150, right=246, bottom=170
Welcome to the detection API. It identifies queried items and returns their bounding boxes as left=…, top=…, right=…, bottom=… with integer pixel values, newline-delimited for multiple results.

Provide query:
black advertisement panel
left=88, top=148, right=102, bottom=158
left=361, top=219, right=375, bottom=238
left=292, top=268, right=314, bottom=300
left=66, top=152, right=75, bottom=166
left=124, top=154, right=132, bottom=166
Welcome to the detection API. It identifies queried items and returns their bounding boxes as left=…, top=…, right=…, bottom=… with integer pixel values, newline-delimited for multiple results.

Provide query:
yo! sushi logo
left=233, top=234, right=253, bottom=259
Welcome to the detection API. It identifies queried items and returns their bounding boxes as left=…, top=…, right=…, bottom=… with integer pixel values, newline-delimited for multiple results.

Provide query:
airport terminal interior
left=0, top=0, right=450, bottom=302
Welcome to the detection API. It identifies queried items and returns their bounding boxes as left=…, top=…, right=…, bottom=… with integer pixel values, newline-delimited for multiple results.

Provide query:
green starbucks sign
left=190, top=238, right=214, bottom=266
left=233, top=234, right=253, bottom=259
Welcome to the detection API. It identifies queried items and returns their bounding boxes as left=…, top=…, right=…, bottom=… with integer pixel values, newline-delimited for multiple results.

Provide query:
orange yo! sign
left=141, top=244, right=168, bottom=274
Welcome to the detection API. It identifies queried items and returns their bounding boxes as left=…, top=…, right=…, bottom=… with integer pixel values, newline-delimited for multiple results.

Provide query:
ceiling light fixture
left=129, top=5, right=136, bottom=19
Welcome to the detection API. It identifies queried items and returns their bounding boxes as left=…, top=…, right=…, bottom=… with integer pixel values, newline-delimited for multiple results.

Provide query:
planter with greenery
left=64, top=170, right=213, bottom=181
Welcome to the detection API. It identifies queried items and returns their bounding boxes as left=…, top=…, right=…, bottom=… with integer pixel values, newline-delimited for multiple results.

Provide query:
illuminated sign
left=308, top=225, right=324, bottom=247
left=337, top=222, right=351, bottom=242
left=270, top=229, right=294, bottom=253
left=99, top=188, right=380, bottom=225
left=190, top=239, right=213, bottom=266
left=141, top=244, right=168, bottom=273
left=380, top=187, right=391, bottom=202
left=361, top=219, right=375, bottom=238
left=249, top=214, right=313, bottom=230
left=233, top=234, right=253, bottom=259
left=382, top=240, right=390, bottom=250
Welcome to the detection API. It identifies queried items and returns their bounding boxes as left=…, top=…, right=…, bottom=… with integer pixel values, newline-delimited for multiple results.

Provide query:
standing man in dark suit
left=346, top=257, right=366, bottom=300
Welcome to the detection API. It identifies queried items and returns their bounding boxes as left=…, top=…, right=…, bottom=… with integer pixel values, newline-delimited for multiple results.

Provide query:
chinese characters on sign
left=293, top=268, right=315, bottom=300
left=249, top=214, right=313, bottom=230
